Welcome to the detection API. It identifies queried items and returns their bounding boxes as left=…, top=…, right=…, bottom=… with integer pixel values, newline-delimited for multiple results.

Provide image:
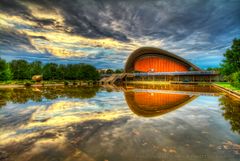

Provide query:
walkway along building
left=100, top=47, right=220, bottom=84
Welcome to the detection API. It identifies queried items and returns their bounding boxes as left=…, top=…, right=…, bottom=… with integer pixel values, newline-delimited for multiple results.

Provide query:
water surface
left=0, top=85, right=239, bottom=161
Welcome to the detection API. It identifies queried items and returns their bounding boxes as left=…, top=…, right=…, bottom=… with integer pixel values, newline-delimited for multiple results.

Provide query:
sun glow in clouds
left=0, top=99, right=131, bottom=145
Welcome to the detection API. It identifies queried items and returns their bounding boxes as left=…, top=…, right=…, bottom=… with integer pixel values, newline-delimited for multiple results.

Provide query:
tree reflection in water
left=219, top=95, right=240, bottom=134
left=0, top=86, right=100, bottom=107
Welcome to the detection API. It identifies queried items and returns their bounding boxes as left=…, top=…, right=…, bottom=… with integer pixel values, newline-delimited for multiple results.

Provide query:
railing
left=132, top=71, right=219, bottom=76
left=100, top=71, right=219, bottom=77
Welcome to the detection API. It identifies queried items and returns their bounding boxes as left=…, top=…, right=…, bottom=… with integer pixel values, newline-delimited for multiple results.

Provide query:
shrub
left=0, top=58, right=12, bottom=81
left=64, top=81, right=69, bottom=86
left=230, top=72, right=240, bottom=88
left=24, top=82, right=32, bottom=87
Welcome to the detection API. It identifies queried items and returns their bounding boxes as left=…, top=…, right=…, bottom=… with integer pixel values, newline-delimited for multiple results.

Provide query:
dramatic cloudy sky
left=0, top=0, right=239, bottom=69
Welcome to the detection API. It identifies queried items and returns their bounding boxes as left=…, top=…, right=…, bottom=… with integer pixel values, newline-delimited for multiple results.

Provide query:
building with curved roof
left=100, top=47, right=219, bottom=84
left=122, top=47, right=219, bottom=83
left=125, top=47, right=201, bottom=73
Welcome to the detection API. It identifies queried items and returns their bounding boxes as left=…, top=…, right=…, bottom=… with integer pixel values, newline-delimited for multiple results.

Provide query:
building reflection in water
left=0, top=85, right=239, bottom=132
left=124, top=90, right=197, bottom=117
left=122, top=84, right=219, bottom=117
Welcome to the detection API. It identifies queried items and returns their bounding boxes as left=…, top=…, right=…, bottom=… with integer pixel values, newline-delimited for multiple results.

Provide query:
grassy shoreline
left=214, top=82, right=240, bottom=93
left=0, top=80, right=63, bottom=85
left=0, top=80, right=96, bottom=88
left=213, top=82, right=240, bottom=99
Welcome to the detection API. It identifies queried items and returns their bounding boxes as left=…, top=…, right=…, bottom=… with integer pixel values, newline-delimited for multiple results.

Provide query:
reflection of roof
left=124, top=91, right=197, bottom=117
left=125, top=47, right=202, bottom=72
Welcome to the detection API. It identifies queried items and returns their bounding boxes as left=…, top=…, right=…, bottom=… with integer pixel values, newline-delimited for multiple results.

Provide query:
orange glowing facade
left=125, top=47, right=201, bottom=73
left=134, top=56, right=188, bottom=72
left=134, top=92, right=189, bottom=108
left=124, top=91, right=196, bottom=117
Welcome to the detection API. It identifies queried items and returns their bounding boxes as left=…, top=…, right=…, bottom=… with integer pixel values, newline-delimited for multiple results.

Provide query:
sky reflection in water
left=0, top=85, right=239, bottom=161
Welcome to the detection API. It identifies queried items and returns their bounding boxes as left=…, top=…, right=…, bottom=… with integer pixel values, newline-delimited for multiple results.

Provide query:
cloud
left=0, top=27, right=36, bottom=52
left=0, top=0, right=240, bottom=68
left=30, top=35, right=49, bottom=41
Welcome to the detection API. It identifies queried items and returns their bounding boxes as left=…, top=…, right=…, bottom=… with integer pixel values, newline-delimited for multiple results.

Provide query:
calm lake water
left=0, top=84, right=239, bottom=161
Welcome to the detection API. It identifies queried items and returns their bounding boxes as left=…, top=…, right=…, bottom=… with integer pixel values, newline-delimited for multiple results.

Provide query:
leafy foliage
left=43, top=63, right=58, bottom=80
left=220, top=38, right=240, bottom=75
left=0, top=58, right=100, bottom=81
left=230, top=71, right=240, bottom=88
left=220, top=95, right=240, bottom=134
left=0, top=86, right=100, bottom=107
left=0, top=58, right=12, bottom=81
left=30, top=61, right=42, bottom=76
left=106, top=69, right=114, bottom=74
left=115, top=69, right=124, bottom=73
left=220, top=38, right=240, bottom=87
left=10, top=60, right=30, bottom=80
left=206, top=67, right=220, bottom=71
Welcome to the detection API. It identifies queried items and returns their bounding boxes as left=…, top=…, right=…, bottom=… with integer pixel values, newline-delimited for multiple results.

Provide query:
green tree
left=220, top=38, right=240, bottom=75
left=78, top=64, right=99, bottom=80
left=30, top=61, right=42, bottom=76
left=57, top=64, right=67, bottom=80
left=63, top=64, right=99, bottom=80
left=220, top=38, right=240, bottom=87
left=43, top=63, right=58, bottom=80
left=1, top=57, right=100, bottom=81
left=230, top=71, right=240, bottom=88
left=10, top=60, right=30, bottom=80
left=64, top=64, right=78, bottom=80
left=115, top=69, right=124, bottom=73
left=0, top=58, right=12, bottom=81
left=206, top=67, right=220, bottom=72
left=106, top=69, right=114, bottom=74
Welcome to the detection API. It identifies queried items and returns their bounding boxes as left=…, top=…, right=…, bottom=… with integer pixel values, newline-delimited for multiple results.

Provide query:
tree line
left=0, top=86, right=100, bottom=107
left=103, top=69, right=124, bottom=74
left=0, top=59, right=100, bottom=81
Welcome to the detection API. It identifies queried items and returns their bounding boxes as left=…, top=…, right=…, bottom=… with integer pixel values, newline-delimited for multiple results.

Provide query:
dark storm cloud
left=0, top=0, right=130, bottom=41
left=0, top=0, right=56, bottom=27
left=1, top=0, right=240, bottom=42
left=29, top=35, right=49, bottom=41
left=23, top=0, right=240, bottom=42
left=0, top=0, right=30, bottom=18
left=0, top=28, right=36, bottom=51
